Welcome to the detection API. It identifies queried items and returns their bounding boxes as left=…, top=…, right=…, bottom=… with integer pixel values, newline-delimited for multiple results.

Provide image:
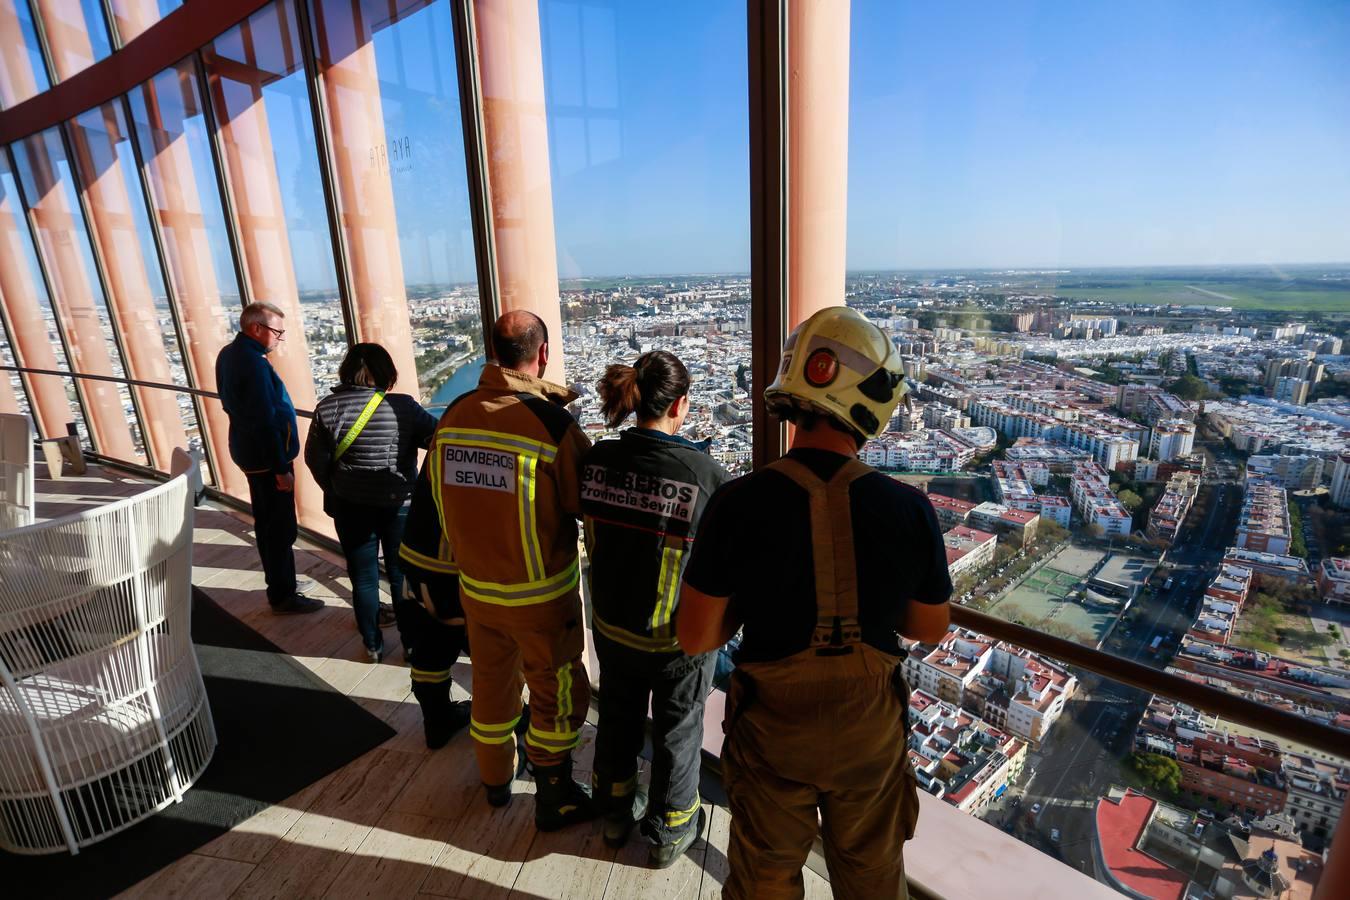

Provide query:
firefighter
left=678, top=306, right=954, bottom=898
left=581, top=350, right=731, bottom=867
left=395, top=453, right=471, bottom=750
left=431, top=310, right=595, bottom=831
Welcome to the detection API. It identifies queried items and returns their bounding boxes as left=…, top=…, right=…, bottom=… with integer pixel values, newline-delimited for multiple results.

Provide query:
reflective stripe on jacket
left=432, top=365, right=591, bottom=606
left=581, top=428, right=730, bottom=652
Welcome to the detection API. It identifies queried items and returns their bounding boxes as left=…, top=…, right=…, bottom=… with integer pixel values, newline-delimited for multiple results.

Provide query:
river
left=426, top=355, right=486, bottom=412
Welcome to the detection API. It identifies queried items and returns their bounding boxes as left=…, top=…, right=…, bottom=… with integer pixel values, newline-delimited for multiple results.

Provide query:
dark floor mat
left=0, top=588, right=396, bottom=897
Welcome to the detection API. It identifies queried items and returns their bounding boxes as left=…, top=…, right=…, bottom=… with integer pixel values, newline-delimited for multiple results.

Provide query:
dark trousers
left=245, top=472, right=297, bottom=606
left=593, top=632, right=715, bottom=845
left=333, top=503, right=407, bottom=652
left=399, top=571, right=470, bottom=675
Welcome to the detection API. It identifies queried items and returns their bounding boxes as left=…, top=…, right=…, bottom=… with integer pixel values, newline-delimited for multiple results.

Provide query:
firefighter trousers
left=592, top=632, right=715, bottom=844
left=400, top=572, right=469, bottom=691
left=720, top=643, right=920, bottom=900
left=463, top=590, right=590, bottom=786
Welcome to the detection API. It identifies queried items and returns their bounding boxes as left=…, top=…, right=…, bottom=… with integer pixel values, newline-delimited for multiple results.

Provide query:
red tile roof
left=1094, top=791, right=1190, bottom=900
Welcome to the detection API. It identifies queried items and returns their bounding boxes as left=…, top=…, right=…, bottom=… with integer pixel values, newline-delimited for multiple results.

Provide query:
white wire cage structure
left=0, top=470, right=216, bottom=855
left=0, top=413, right=35, bottom=530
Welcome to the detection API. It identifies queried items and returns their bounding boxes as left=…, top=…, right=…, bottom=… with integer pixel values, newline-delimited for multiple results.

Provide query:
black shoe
left=377, top=603, right=397, bottom=628
left=649, top=806, right=706, bottom=869
left=533, top=760, right=597, bottom=832
left=485, top=781, right=512, bottom=808
left=514, top=704, right=531, bottom=777
left=425, top=700, right=471, bottom=750
left=271, top=593, right=324, bottom=615
left=602, top=787, right=649, bottom=849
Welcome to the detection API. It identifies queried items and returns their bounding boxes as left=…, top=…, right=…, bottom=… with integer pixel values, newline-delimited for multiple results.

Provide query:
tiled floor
left=32, top=465, right=832, bottom=899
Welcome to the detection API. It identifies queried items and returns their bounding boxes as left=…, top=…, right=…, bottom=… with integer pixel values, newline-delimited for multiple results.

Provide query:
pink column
left=107, top=0, right=162, bottom=44
left=32, top=0, right=97, bottom=81
left=135, top=67, right=247, bottom=497
left=0, top=161, right=74, bottom=437
left=20, top=132, right=138, bottom=460
left=786, top=0, right=851, bottom=329
left=310, top=0, right=419, bottom=397
left=0, top=0, right=39, bottom=107
left=68, top=103, right=189, bottom=470
left=473, top=0, right=565, bottom=384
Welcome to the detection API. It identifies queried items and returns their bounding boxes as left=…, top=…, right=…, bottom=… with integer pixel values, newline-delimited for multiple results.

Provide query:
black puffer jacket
left=304, top=385, right=437, bottom=511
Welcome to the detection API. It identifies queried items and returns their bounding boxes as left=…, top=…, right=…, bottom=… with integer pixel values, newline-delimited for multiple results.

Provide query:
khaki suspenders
left=767, top=456, right=873, bottom=652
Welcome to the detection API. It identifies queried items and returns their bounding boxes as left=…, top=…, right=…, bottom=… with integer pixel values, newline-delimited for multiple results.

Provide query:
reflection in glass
left=12, top=128, right=145, bottom=462
left=69, top=100, right=200, bottom=471
left=108, top=0, right=183, bottom=44
left=539, top=0, right=751, bottom=473
left=0, top=0, right=52, bottom=108
left=32, top=0, right=113, bottom=81
left=129, top=58, right=246, bottom=493
left=310, top=0, right=481, bottom=406
left=0, top=333, right=29, bottom=418
left=0, top=149, right=75, bottom=439
left=203, top=0, right=338, bottom=531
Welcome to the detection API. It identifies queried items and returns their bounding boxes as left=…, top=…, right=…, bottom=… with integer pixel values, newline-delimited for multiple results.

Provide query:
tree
left=1118, top=489, right=1144, bottom=513
left=1130, top=752, right=1182, bottom=795
left=1166, top=373, right=1212, bottom=402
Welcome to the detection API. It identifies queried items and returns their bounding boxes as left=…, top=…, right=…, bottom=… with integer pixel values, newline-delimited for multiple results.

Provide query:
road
left=985, top=466, right=1243, bottom=874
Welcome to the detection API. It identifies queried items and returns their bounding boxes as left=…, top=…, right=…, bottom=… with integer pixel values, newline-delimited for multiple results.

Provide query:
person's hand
left=275, top=472, right=295, bottom=492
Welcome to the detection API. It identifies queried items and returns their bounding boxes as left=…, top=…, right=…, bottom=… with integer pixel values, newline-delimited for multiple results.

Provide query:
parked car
left=1198, top=808, right=1215, bottom=820
left=1031, top=802, right=1042, bottom=815
left=1050, top=828, right=1060, bottom=842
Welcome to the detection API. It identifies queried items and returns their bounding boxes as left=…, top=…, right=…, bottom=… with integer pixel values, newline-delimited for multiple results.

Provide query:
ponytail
left=596, top=350, right=690, bottom=428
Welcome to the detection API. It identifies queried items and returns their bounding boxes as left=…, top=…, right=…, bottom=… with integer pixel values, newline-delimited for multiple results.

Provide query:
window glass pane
left=34, top=0, right=113, bottom=81
left=848, top=1, right=1350, bottom=885
left=128, top=57, right=246, bottom=492
left=0, top=148, right=78, bottom=439
left=12, top=127, right=145, bottom=463
left=69, top=99, right=203, bottom=471
left=203, top=0, right=339, bottom=532
left=108, top=0, right=183, bottom=44
left=539, top=0, right=751, bottom=473
left=0, top=0, right=52, bottom=107
left=0, top=325, right=32, bottom=419
left=310, top=0, right=481, bottom=407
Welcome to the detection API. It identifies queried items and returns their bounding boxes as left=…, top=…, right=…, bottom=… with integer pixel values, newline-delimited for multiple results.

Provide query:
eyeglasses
left=260, top=325, right=285, bottom=338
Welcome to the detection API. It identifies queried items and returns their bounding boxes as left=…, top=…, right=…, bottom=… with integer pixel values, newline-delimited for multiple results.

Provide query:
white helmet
left=764, top=306, right=908, bottom=441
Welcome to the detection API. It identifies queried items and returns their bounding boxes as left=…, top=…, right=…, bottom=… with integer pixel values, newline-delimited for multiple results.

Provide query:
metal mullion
left=24, top=0, right=60, bottom=87
left=96, top=0, right=121, bottom=52
left=193, top=50, right=253, bottom=310
left=5, top=140, right=97, bottom=447
left=119, top=91, right=221, bottom=487
left=449, top=0, right=500, bottom=352
left=292, top=0, right=358, bottom=346
left=57, top=115, right=157, bottom=469
left=747, top=0, right=788, bottom=470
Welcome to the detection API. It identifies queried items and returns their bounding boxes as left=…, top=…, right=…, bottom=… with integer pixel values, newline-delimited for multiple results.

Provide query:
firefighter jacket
left=430, top=365, right=591, bottom=607
left=399, top=455, right=458, bottom=579
left=581, top=428, right=731, bottom=652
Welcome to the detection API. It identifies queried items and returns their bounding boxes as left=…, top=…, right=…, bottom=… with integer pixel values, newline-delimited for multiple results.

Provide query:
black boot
left=411, top=681, right=469, bottom=750
left=533, top=759, right=597, bottom=832
left=601, top=784, right=648, bottom=848
left=649, top=806, right=707, bottom=869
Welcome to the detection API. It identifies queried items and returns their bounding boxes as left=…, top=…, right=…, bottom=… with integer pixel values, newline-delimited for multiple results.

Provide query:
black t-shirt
left=683, top=449, right=953, bottom=664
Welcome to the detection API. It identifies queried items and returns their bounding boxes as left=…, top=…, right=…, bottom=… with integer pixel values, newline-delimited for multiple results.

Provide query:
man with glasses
left=216, top=302, right=321, bottom=615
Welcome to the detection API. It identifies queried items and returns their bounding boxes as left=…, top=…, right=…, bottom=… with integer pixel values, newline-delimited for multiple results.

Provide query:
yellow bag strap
left=767, top=455, right=873, bottom=647
left=333, top=391, right=384, bottom=461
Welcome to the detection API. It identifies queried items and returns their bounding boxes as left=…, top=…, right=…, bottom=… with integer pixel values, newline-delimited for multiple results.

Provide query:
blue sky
left=67, top=0, right=1348, bottom=291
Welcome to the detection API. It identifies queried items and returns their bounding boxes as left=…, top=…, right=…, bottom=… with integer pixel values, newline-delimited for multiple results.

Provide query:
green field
left=1032, top=277, right=1350, bottom=313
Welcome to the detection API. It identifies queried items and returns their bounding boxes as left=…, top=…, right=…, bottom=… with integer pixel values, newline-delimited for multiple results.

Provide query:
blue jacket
left=215, top=332, right=299, bottom=475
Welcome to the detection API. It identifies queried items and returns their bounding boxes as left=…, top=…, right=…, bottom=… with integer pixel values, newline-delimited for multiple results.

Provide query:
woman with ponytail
left=581, top=350, right=730, bottom=867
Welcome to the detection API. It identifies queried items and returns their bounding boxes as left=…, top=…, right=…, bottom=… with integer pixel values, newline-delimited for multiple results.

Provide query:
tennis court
left=989, top=545, right=1117, bottom=647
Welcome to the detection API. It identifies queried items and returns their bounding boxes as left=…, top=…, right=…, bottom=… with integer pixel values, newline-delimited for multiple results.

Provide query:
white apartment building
left=1331, top=454, right=1350, bottom=509
left=1236, top=484, right=1292, bottom=556
left=1148, top=419, right=1195, bottom=462
left=1246, top=454, right=1325, bottom=491
left=1284, top=753, right=1348, bottom=844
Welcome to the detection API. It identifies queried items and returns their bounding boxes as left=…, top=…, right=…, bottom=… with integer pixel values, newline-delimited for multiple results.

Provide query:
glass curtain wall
left=127, top=57, right=246, bottom=495
left=68, top=99, right=200, bottom=472
left=0, top=148, right=75, bottom=438
left=203, top=0, right=343, bottom=531
left=107, top=0, right=183, bottom=45
left=12, top=126, right=146, bottom=462
left=0, top=0, right=52, bottom=108
left=309, top=0, right=482, bottom=410
left=537, top=0, right=751, bottom=474
left=32, top=0, right=114, bottom=82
